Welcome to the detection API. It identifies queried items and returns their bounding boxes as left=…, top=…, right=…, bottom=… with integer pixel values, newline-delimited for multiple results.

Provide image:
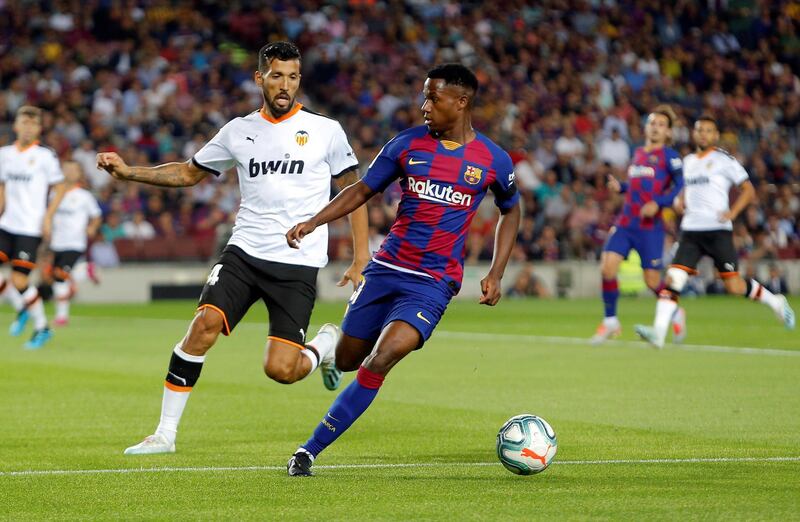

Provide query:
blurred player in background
left=285, top=64, right=521, bottom=476
left=592, top=105, right=685, bottom=345
left=97, top=41, right=369, bottom=455
left=0, top=106, right=66, bottom=349
left=49, top=160, right=102, bottom=326
left=636, top=116, right=795, bottom=348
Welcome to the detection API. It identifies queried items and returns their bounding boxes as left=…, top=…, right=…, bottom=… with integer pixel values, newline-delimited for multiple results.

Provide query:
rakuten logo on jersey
left=628, top=165, right=656, bottom=178
left=407, top=176, right=472, bottom=206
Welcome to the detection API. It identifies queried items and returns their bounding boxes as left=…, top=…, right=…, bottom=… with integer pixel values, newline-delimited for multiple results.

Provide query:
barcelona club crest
left=463, top=165, right=483, bottom=185
left=295, top=130, right=309, bottom=146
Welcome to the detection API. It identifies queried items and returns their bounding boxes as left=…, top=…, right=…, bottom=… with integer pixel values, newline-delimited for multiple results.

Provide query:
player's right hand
left=607, top=174, right=621, bottom=193
left=96, top=152, right=129, bottom=180
left=286, top=221, right=317, bottom=249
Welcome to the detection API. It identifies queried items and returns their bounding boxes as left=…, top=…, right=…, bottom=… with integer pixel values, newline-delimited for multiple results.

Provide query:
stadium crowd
left=1, top=0, right=799, bottom=268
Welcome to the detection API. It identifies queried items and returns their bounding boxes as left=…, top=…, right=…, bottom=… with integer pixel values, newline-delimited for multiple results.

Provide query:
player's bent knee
left=263, top=360, right=297, bottom=384
left=666, top=267, right=689, bottom=292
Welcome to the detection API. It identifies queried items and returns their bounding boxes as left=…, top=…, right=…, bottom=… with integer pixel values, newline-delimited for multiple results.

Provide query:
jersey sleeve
left=86, top=192, right=102, bottom=218
left=489, top=151, right=520, bottom=213
left=192, top=123, right=236, bottom=176
left=48, top=152, right=65, bottom=185
left=327, top=123, right=359, bottom=178
left=361, top=134, right=405, bottom=193
left=653, top=149, right=684, bottom=207
left=726, top=157, right=750, bottom=185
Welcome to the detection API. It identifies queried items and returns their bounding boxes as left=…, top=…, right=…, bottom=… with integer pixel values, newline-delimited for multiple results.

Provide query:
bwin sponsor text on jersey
left=249, top=158, right=305, bottom=177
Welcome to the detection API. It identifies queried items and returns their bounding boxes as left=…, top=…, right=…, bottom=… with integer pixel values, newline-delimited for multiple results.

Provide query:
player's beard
left=264, top=91, right=295, bottom=118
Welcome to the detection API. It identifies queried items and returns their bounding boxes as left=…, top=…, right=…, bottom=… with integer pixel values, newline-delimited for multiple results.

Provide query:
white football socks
left=653, top=297, right=678, bottom=347
left=21, top=287, right=47, bottom=330
left=53, top=281, right=71, bottom=320
left=748, top=279, right=782, bottom=312
left=155, top=346, right=206, bottom=444
left=303, top=328, right=337, bottom=374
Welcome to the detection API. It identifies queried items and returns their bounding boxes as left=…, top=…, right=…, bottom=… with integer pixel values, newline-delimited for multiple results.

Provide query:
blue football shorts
left=341, top=261, right=454, bottom=349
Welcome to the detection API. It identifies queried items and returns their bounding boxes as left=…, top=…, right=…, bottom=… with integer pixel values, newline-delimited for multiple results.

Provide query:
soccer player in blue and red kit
left=591, top=105, right=686, bottom=344
left=284, top=63, right=521, bottom=476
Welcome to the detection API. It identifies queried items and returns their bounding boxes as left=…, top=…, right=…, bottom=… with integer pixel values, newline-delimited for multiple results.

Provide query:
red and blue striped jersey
left=617, top=146, right=684, bottom=230
left=362, top=125, right=519, bottom=293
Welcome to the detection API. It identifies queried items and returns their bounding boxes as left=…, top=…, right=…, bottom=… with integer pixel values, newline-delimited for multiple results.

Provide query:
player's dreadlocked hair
left=258, top=41, right=301, bottom=72
left=427, top=63, right=479, bottom=104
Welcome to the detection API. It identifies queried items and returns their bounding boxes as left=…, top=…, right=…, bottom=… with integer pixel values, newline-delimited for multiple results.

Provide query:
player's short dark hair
left=258, top=41, right=301, bottom=72
left=651, top=104, right=677, bottom=128
left=427, top=63, right=479, bottom=95
left=16, top=105, right=42, bottom=122
left=695, top=114, right=718, bottom=129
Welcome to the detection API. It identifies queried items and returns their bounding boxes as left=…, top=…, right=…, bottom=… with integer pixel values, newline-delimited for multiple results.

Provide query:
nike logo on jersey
left=416, top=311, right=431, bottom=324
left=408, top=158, right=427, bottom=165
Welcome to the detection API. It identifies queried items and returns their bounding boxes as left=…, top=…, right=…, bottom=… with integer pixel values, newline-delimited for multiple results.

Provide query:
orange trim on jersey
left=695, top=148, right=715, bottom=159
left=14, top=140, right=39, bottom=152
left=12, top=259, right=36, bottom=269
left=0, top=251, right=8, bottom=263
left=53, top=267, right=71, bottom=281
left=164, top=380, right=192, bottom=392
left=260, top=103, right=303, bottom=124
left=267, top=336, right=306, bottom=350
left=719, top=271, right=739, bottom=279
left=196, top=304, right=231, bottom=336
left=670, top=264, right=698, bottom=275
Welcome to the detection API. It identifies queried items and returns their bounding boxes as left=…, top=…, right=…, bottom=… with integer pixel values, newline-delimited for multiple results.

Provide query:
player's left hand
left=339, top=257, right=368, bottom=289
left=479, top=274, right=502, bottom=306
left=640, top=201, right=659, bottom=218
left=718, top=211, right=735, bottom=222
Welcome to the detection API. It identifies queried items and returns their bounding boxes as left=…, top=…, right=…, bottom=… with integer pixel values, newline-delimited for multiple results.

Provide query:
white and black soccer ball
left=496, top=414, right=557, bottom=475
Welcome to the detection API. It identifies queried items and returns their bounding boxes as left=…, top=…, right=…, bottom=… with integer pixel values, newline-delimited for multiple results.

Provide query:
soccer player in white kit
left=0, top=106, right=67, bottom=349
left=97, top=41, right=369, bottom=455
left=49, top=160, right=102, bottom=326
left=636, top=116, right=795, bottom=348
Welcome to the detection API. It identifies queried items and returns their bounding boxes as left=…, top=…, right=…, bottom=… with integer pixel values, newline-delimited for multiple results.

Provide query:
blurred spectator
left=123, top=210, right=156, bottom=240
left=765, top=264, right=789, bottom=295
left=507, top=264, right=551, bottom=298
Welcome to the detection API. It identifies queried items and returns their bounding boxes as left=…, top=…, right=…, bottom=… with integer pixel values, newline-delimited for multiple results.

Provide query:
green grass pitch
left=2, top=296, right=799, bottom=520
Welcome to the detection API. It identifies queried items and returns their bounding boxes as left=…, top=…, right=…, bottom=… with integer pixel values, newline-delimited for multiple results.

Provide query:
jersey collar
left=14, top=140, right=39, bottom=152
left=260, top=103, right=303, bottom=124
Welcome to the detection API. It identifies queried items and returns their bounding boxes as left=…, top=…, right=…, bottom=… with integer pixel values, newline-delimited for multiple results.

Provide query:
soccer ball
left=496, top=414, right=557, bottom=475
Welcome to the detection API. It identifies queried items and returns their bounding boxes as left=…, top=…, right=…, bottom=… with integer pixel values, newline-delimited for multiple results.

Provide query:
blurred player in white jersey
left=97, top=41, right=369, bottom=455
left=49, top=160, right=102, bottom=326
left=636, top=116, right=795, bottom=348
left=0, top=106, right=66, bottom=349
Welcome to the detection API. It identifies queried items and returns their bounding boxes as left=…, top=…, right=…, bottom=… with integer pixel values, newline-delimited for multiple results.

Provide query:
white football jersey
left=0, top=142, right=64, bottom=237
left=50, top=187, right=102, bottom=252
left=193, top=105, right=358, bottom=267
left=681, top=148, right=749, bottom=231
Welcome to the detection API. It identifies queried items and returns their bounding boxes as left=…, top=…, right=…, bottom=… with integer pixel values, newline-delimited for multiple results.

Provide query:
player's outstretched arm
left=287, top=180, right=375, bottom=249
left=0, top=183, right=5, bottom=217
left=96, top=152, right=208, bottom=187
left=480, top=202, right=522, bottom=306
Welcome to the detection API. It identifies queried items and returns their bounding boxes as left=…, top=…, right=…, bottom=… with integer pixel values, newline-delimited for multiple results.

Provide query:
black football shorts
left=197, top=245, right=318, bottom=345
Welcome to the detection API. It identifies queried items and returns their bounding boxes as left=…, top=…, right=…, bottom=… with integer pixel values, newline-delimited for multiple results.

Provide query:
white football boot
left=123, top=433, right=176, bottom=455
left=314, top=323, right=343, bottom=391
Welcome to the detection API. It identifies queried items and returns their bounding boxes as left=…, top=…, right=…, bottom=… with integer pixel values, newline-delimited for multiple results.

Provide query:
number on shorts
left=348, top=275, right=366, bottom=304
left=206, top=264, right=223, bottom=286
